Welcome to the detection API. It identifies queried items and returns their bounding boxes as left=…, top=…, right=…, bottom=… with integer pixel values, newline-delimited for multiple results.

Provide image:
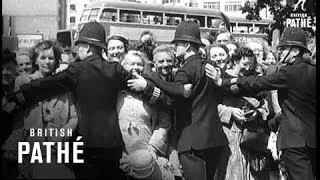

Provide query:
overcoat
left=17, top=54, right=159, bottom=149
left=145, top=54, right=229, bottom=153
left=222, top=57, right=316, bottom=149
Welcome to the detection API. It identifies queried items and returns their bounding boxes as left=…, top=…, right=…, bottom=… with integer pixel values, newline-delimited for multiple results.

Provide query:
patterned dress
left=217, top=73, right=270, bottom=180
left=116, top=90, right=181, bottom=180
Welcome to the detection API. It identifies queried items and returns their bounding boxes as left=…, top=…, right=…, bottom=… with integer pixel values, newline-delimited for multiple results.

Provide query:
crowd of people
left=1, top=20, right=316, bottom=180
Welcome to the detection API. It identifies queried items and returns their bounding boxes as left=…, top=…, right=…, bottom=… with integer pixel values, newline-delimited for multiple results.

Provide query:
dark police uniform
left=146, top=54, right=229, bottom=180
left=14, top=54, right=158, bottom=179
left=222, top=56, right=316, bottom=180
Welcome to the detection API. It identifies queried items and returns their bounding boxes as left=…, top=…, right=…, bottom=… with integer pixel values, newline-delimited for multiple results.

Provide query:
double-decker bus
left=76, top=1, right=230, bottom=44
left=228, top=15, right=273, bottom=44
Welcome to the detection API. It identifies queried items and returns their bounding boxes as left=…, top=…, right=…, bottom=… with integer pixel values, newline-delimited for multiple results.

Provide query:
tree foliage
left=241, top=0, right=316, bottom=33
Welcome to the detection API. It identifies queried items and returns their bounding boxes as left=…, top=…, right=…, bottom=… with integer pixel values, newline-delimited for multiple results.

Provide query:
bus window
left=254, top=24, right=269, bottom=34
left=230, top=22, right=237, bottom=33
left=120, top=10, right=141, bottom=23
left=165, top=13, right=184, bottom=26
left=80, top=9, right=90, bottom=22
left=186, top=15, right=205, bottom=27
left=88, top=8, right=100, bottom=21
left=142, top=12, right=163, bottom=25
left=237, top=23, right=251, bottom=33
left=100, top=8, right=117, bottom=22
left=207, top=17, right=225, bottom=29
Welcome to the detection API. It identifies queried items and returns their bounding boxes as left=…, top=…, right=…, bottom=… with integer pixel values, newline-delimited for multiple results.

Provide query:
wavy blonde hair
left=121, top=50, right=152, bottom=74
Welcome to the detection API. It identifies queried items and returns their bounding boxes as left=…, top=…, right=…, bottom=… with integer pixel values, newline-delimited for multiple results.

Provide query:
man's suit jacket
left=18, top=54, right=156, bottom=149
left=223, top=57, right=316, bottom=149
left=146, top=54, right=228, bottom=153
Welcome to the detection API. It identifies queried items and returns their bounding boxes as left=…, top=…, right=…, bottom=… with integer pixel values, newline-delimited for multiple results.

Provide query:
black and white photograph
left=2, top=0, right=316, bottom=179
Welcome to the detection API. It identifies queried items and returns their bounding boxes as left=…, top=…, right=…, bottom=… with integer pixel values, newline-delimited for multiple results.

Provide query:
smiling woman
left=16, top=51, right=34, bottom=75
left=8, top=40, right=78, bottom=179
left=207, top=43, right=230, bottom=70
left=117, top=50, right=181, bottom=180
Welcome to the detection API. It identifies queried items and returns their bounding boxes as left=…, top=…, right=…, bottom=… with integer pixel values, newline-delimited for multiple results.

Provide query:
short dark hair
left=89, top=44, right=103, bottom=55
left=30, top=40, right=62, bottom=70
left=190, top=42, right=201, bottom=51
left=232, top=47, right=257, bottom=68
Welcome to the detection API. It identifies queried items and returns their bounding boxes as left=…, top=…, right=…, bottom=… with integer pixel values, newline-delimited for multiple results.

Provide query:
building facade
left=2, top=0, right=69, bottom=50
left=2, top=0, right=67, bottom=39
left=66, top=0, right=91, bottom=29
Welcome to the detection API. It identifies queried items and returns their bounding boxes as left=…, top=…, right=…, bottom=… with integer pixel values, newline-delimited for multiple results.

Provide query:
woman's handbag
left=239, top=97, right=270, bottom=153
left=240, top=116, right=270, bottom=153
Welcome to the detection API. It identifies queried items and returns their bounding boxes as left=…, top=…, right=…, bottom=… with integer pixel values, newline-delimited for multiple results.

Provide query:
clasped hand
left=2, top=96, right=17, bottom=113
left=127, top=72, right=147, bottom=92
left=205, top=63, right=222, bottom=86
left=127, top=72, right=193, bottom=98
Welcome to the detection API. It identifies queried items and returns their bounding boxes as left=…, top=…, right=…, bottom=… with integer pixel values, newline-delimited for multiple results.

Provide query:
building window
left=70, top=4, right=76, bottom=13
left=225, top=1, right=242, bottom=12
left=203, top=2, right=220, bottom=10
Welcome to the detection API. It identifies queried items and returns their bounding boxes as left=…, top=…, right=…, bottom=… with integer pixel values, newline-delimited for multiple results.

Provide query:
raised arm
left=6, top=62, right=80, bottom=106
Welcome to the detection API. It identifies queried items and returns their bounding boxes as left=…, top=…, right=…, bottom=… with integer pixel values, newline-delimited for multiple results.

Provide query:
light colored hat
left=127, top=149, right=162, bottom=180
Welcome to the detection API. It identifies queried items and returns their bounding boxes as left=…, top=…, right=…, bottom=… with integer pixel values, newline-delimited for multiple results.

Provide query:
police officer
left=145, top=21, right=229, bottom=180
left=5, top=21, right=162, bottom=179
left=207, top=27, right=316, bottom=180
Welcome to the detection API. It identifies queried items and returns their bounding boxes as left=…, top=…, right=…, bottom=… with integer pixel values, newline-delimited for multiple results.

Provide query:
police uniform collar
left=83, top=54, right=103, bottom=62
left=185, top=54, right=202, bottom=63
left=286, top=57, right=304, bottom=65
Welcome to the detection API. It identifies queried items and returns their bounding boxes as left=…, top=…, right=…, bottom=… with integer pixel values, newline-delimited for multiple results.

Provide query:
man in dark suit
left=146, top=21, right=229, bottom=180
left=207, top=27, right=316, bottom=180
left=1, top=49, right=18, bottom=146
left=5, top=22, right=175, bottom=179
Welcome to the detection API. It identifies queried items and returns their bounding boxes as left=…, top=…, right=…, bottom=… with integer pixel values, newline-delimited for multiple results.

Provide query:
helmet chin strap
left=279, top=47, right=292, bottom=64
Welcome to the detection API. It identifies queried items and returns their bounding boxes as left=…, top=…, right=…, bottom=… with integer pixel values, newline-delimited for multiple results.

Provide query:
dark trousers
left=179, top=146, right=225, bottom=180
left=74, top=147, right=127, bottom=179
left=281, top=146, right=316, bottom=180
